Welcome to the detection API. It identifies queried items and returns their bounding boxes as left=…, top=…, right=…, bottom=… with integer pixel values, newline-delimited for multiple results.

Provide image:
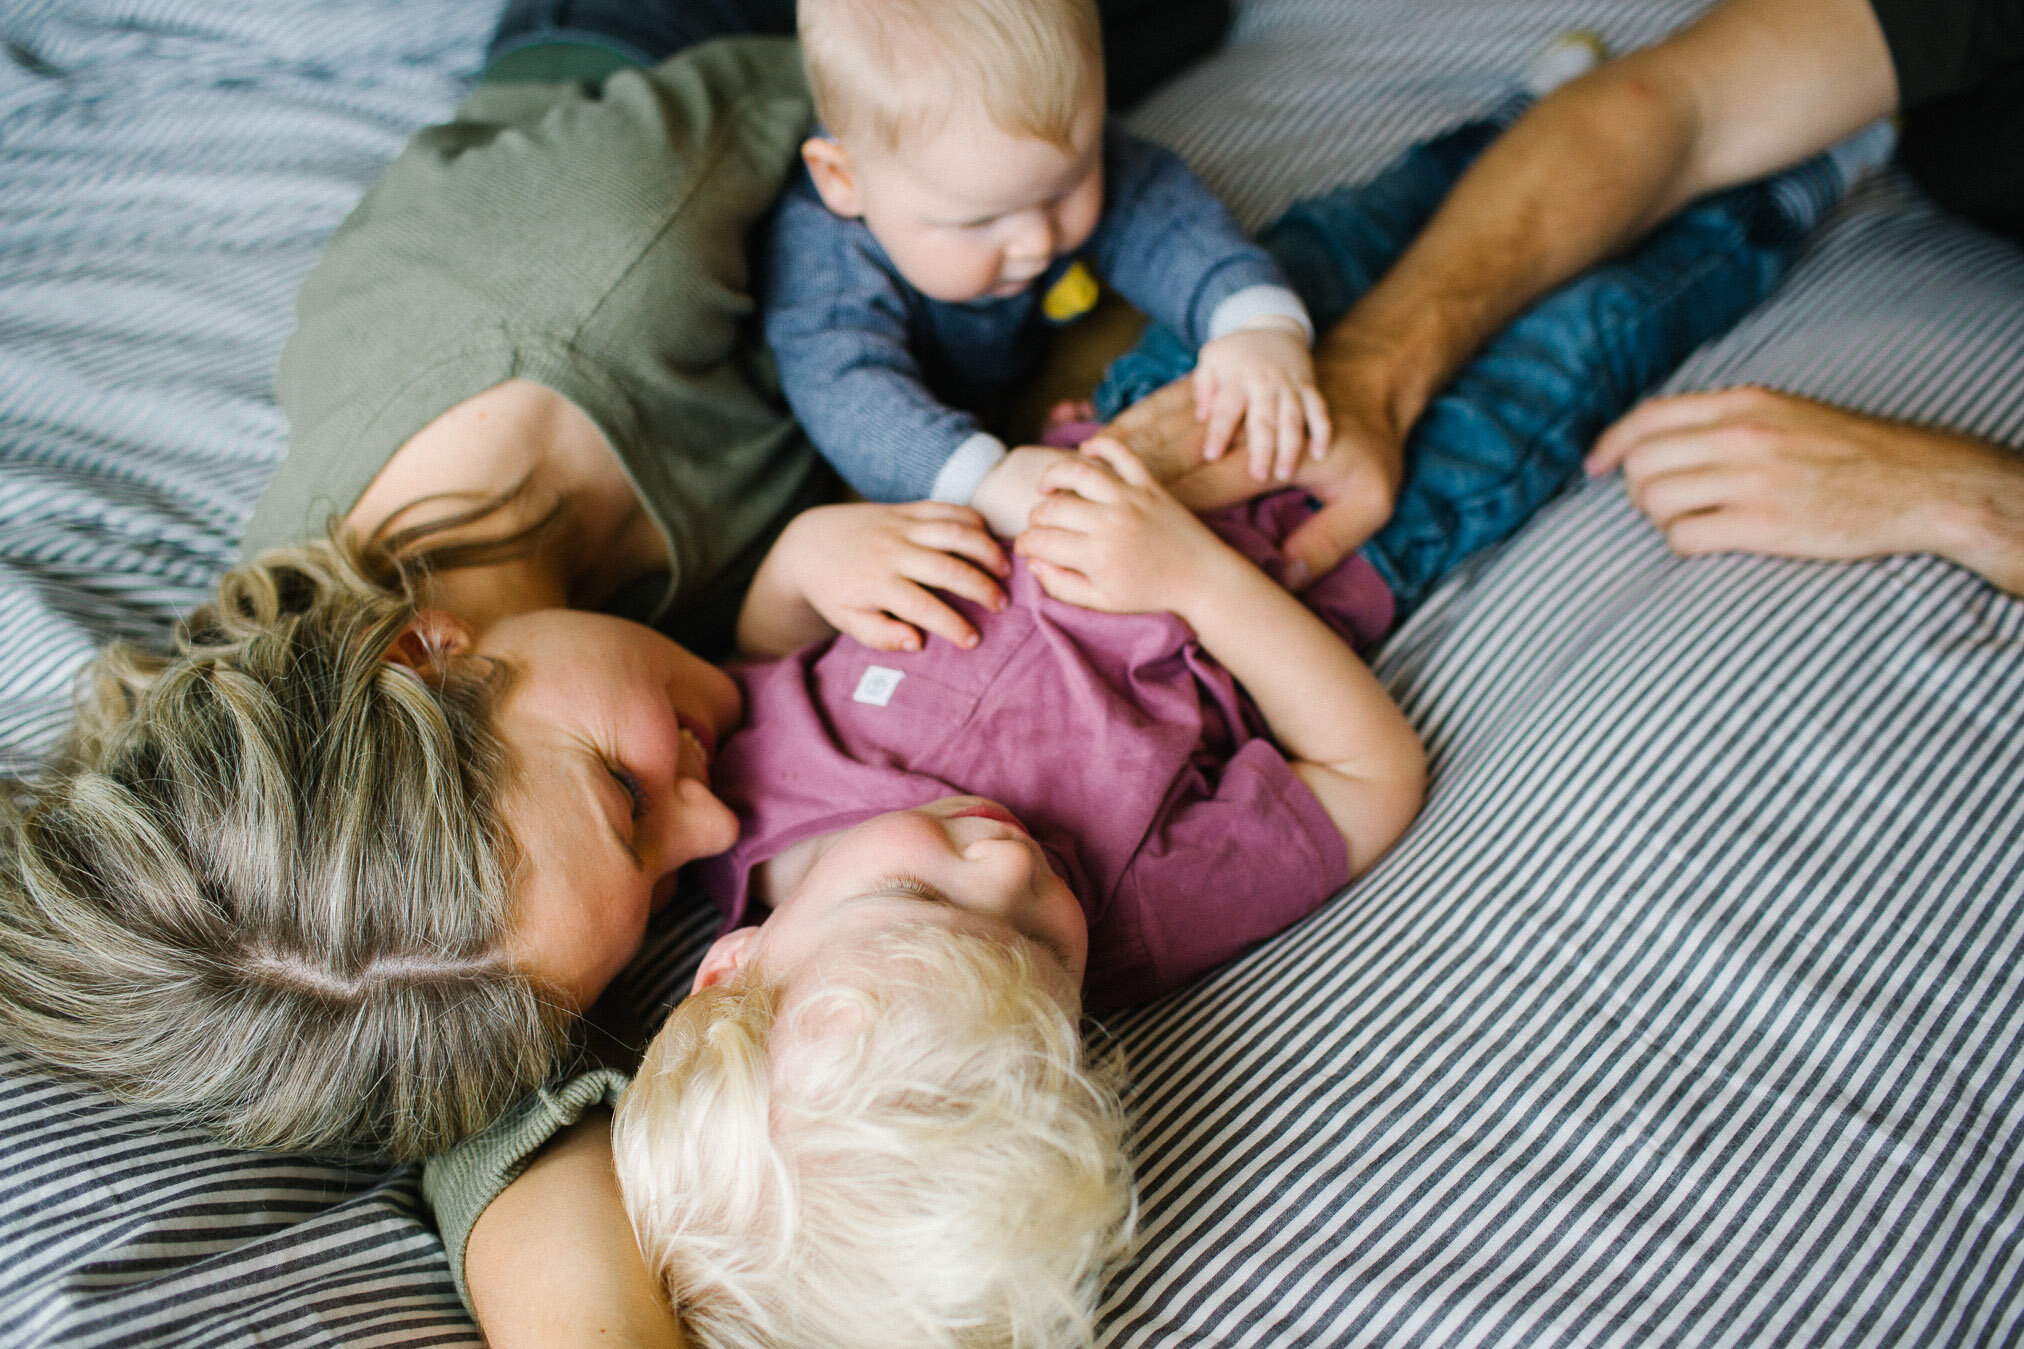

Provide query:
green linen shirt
left=245, top=37, right=824, bottom=639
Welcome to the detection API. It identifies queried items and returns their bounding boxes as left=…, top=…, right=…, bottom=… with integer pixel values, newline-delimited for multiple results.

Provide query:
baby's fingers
left=1198, top=369, right=1244, bottom=466
left=902, top=546, right=1005, bottom=613
left=1023, top=557, right=1102, bottom=610
left=904, top=516, right=1009, bottom=578
left=1272, top=386, right=1306, bottom=482
left=1302, top=386, right=1331, bottom=462
left=1243, top=383, right=1279, bottom=482
left=880, top=583, right=981, bottom=650
left=835, top=606, right=929, bottom=653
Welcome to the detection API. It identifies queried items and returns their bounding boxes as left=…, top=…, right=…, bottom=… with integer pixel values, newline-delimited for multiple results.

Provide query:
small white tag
left=852, top=665, right=905, bottom=707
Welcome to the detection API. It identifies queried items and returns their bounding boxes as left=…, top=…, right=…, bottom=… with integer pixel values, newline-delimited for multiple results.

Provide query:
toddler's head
left=797, top=0, right=1107, bottom=303
left=611, top=799, right=1135, bottom=1349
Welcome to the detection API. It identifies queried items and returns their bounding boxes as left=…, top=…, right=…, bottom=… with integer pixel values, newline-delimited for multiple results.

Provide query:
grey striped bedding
left=3, top=0, right=2021, bottom=1344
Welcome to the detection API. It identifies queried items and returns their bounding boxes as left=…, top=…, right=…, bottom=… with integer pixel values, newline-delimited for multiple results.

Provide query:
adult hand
left=1588, top=386, right=2024, bottom=594
left=1099, top=343, right=1410, bottom=591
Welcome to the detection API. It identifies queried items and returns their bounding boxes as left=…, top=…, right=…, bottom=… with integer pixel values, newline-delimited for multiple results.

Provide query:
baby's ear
left=691, top=927, right=763, bottom=994
left=800, top=135, right=862, bottom=218
left=382, top=609, right=475, bottom=677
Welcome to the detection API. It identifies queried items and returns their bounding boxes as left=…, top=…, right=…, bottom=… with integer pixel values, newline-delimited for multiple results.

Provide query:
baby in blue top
left=765, top=0, right=1330, bottom=533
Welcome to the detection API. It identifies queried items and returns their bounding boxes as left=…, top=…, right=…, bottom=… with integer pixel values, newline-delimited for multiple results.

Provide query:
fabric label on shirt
left=852, top=665, right=905, bottom=706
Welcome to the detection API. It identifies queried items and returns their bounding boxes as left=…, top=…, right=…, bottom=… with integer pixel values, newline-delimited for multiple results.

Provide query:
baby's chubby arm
left=1016, top=439, right=1425, bottom=875
left=737, top=501, right=1011, bottom=658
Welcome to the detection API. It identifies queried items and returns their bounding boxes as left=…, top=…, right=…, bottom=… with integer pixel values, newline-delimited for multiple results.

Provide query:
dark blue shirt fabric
left=762, top=122, right=1297, bottom=503
left=1868, top=0, right=2023, bottom=240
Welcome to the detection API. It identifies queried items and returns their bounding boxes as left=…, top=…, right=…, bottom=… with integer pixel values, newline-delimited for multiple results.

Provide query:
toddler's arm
left=1017, top=440, right=1425, bottom=875
left=737, top=501, right=1009, bottom=657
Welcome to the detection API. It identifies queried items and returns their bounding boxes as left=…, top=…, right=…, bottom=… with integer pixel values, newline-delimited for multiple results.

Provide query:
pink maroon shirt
left=693, top=490, right=1395, bottom=1011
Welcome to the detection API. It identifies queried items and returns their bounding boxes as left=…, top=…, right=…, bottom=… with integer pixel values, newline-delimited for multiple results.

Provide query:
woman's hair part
left=0, top=528, right=572, bottom=1159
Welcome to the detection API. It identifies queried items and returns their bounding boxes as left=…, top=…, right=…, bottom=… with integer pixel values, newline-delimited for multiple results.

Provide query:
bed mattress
left=3, top=0, right=2022, bottom=1344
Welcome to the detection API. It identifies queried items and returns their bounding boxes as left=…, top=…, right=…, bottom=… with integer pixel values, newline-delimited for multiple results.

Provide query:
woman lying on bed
left=0, top=0, right=1878, bottom=1300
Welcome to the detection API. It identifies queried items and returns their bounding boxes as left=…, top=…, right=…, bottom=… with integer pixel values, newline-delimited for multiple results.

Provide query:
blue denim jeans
left=1094, top=103, right=1853, bottom=617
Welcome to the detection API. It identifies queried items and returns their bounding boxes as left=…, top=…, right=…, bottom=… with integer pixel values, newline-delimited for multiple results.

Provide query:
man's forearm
left=1320, top=56, right=1704, bottom=435
left=1323, top=0, right=1899, bottom=437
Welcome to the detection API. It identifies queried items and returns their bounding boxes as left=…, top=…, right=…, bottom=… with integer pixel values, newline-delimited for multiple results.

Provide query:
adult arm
left=1587, top=388, right=2024, bottom=594
left=1105, top=0, right=1901, bottom=584
left=463, top=1112, right=687, bottom=1349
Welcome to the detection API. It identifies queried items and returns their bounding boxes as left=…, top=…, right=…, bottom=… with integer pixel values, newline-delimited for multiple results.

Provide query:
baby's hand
left=780, top=501, right=1008, bottom=651
left=1015, top=436, right=1225, bottom=617
left=1194, top=324, right=1331, bottom=483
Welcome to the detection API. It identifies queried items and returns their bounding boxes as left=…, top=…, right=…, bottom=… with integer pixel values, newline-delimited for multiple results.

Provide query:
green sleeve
left=421, top=1067, right=633, bottom=1313
left=250, top=37, right=822, bottom=629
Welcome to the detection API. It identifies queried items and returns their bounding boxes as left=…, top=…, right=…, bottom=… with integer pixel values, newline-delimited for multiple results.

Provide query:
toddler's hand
left=1015, top=437, right=1225, bottom=617
left=1194, top=324, right=1331, bottom=483
left=784, top=501, right=1008, bottom=651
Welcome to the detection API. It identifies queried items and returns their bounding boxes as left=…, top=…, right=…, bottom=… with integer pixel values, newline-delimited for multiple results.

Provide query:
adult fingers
left=1588, top=387, right=1773, bottom=476
left=1280, top=490, right=1388, bottom=591
left=1628, top=463, right=1759, bottom=530
left=1659, top=505, right=1777, bottom=558
left=1024, top=492, right=1112, bottom=541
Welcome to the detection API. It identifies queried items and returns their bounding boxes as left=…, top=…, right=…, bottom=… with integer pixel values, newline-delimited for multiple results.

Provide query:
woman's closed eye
left=607, top=762, right=647, bottom=820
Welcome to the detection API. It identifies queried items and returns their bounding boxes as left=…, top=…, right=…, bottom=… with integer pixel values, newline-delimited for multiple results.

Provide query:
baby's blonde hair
left=613, top=923, right=1135, bottom=1349
left=799, top=0, right=1103, bottom=155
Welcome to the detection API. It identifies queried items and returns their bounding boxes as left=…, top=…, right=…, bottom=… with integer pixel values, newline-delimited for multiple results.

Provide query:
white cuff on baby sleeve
left=930, top=431, right=1010, bottom=505
left=1207, top=284, right=1314, bottom=344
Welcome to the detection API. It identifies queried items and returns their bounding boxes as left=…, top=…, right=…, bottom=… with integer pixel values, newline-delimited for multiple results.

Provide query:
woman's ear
left=384, top=609, right=476, bottom=676
left=692, top=927, right=762, bottom=994
left=801, top=135, right=863, bottom=218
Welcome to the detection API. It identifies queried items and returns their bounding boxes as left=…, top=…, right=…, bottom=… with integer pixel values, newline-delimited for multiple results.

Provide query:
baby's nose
left=1009, top=212, right=1057, bottom=262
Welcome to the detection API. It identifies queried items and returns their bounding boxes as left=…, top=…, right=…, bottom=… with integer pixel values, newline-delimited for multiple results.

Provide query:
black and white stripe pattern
left=4, top=0, right=2023, bottom=1343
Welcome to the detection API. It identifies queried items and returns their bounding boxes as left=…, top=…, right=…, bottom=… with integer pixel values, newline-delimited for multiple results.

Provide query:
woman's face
left=474, top=610, right=743, bottom=1009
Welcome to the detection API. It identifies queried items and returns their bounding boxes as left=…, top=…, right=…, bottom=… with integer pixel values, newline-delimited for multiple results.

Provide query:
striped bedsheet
left=3, top=0, right=2022, bottom=1344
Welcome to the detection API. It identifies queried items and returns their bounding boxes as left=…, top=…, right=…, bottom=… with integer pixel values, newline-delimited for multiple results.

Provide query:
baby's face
left=843, top=101, right=1104, bottom=304
left=725, top=797, right=1090, bottom=1001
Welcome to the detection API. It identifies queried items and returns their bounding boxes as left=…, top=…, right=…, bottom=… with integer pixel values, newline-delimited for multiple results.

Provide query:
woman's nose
left=642, top=776, right=739, bottom=880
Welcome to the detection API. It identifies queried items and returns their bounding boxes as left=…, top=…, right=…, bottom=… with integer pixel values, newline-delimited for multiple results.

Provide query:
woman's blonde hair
left=613, top=924, right=1136, bottom=1349
left=0, top=531, right=571, bottom=1160
left=800, top=0, right=1104, bottom=155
